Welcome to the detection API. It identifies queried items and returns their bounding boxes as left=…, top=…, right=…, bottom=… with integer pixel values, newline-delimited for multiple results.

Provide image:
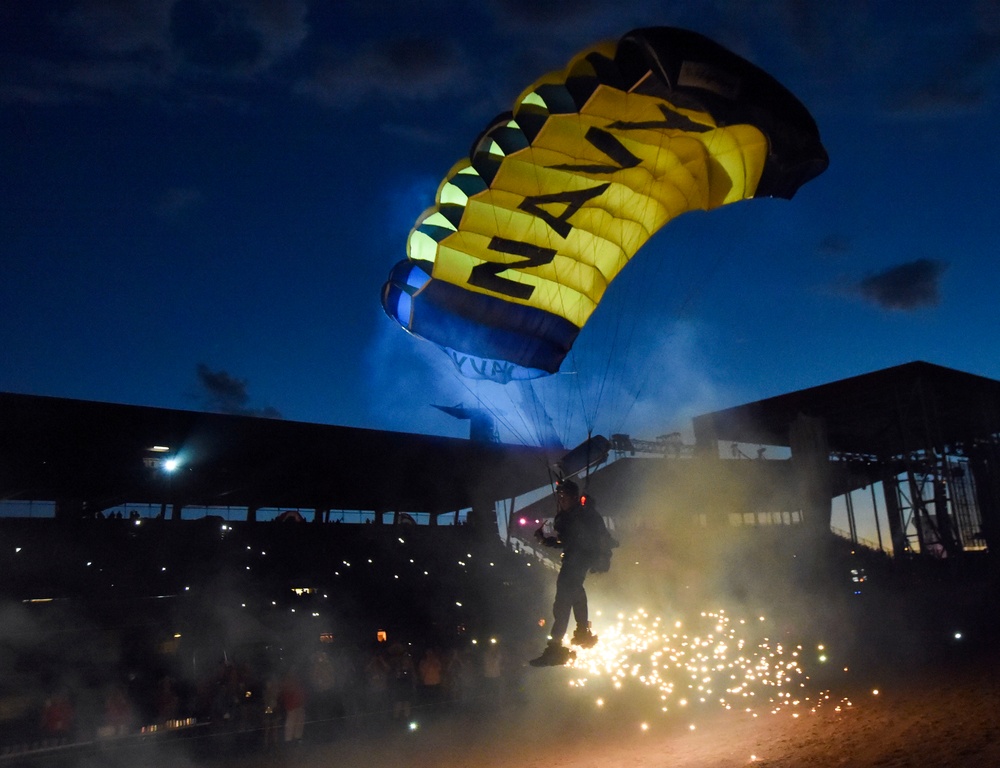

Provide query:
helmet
left=556, top=479, right=579, bottom=496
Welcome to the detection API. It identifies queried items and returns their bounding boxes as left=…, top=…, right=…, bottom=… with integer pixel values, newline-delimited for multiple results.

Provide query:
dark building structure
left=0, top=392, right=554, bottom=527
left=692, top=361, right=1000, bottom=558
left=3, top=361, right=1000, bottom=561
left=512, top=362, right=1000, bottom=564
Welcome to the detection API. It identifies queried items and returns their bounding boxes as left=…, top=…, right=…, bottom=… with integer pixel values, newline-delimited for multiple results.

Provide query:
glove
left=534, top=525, right=558, bottom=547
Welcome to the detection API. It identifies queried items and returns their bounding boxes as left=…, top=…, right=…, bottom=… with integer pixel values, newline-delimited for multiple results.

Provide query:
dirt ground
left=27, top=630, right=1000, bottom=768
left=220, top=641, right=1000, bottom=768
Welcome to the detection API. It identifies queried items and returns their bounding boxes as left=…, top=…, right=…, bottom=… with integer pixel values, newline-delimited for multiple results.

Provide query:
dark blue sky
left=2, top=1, right=999, bottom=447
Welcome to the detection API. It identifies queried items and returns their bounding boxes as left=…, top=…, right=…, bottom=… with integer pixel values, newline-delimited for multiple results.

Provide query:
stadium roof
left=0, top=393, right=555, bottom=514
left=692, top=361, right=1000, bottom=456
left=6, top=362, right=999, bottom=519
left=513, top=362, right=1000, bottom=526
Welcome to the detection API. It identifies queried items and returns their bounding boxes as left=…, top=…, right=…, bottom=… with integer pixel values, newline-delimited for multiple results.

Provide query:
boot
left=571, top=624, right=598, bottom=648
left=529, top=640, right=574, bottom=667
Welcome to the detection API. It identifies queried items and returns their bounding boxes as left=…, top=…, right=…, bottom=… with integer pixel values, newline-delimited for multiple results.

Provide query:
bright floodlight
left=163, top=458, right=180, bottom=472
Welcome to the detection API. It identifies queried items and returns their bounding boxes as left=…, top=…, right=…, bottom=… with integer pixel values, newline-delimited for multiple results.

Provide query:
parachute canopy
left=382, top=27, right=828, bottom=384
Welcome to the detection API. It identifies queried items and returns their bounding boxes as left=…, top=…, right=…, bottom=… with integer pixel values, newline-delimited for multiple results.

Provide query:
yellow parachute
left=382, top=27, right=827, bottom=383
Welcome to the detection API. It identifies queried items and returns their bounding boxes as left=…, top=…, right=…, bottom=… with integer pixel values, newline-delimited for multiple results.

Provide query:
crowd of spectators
left=6, top=632, right=531, bottom=756
left=0, top=516, right=552, bottom=759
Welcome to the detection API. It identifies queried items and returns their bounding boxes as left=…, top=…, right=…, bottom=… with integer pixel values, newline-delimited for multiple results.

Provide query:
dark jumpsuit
left=547, top=499, right=608, bottom=642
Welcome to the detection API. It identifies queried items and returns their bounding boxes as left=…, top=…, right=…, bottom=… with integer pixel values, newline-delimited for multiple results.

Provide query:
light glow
left=560, top=608, right=853, bottom=723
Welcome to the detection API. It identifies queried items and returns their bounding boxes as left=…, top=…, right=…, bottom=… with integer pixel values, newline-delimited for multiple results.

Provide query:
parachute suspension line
left=610, top=242, right=732, bottom=438
left=596, top=94, right=674, bottom=436
left=602, top=127, right=687, bottom=436
left=543, top=100, right=620, bottom=448
left=608, top=246, right=685, bottom=437
left=579, top=239, right=648, bottom=441
left=506, top=380, right=549, bottom=448
left=497, top=383, right=535, bottom=445
left=584, top=120, right=622, bottom=440
left=606, top=244, right=673, bottom=436
left=565, top=346, right=594, bottom=441
left=602, top=278, right=640, bottom=433
left=609, top=326, right=676, bottom=437
left=568, top=86, right=621, bottom=445
left=447, top=369, right=534, bottom=446
left=547, top=118, right=581, bottom=446
left=506, top=382, right=552, bottom=448
left=473, top=108, right=547, bottom=449
left=546, top=375, right=570, bottom=447
left=590, top=278, right=628, bottom=435
left=517, top=379, right=564, bottom=449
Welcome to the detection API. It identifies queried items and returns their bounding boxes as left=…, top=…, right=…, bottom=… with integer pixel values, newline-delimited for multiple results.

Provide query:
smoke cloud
left=194, top=364, right=282, bottom=418
left=853, top=258, right=948, bottom=311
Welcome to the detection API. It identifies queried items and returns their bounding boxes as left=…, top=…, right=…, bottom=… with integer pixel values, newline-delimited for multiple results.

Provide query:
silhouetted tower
left=433, top=405, right=499, bottom=443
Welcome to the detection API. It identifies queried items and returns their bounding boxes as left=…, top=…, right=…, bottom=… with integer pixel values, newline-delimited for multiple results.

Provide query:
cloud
left=169, top=0, right=308, bottom=73
left=1, top=0, right=310, bottom=103
left=296, top=36, right=472, bottom=106
left=880, top=19, right=1000, bottom=119
left=62, top=0, right=175, bottom=54
left=852, top=258, right=948, bottom=311
left=195, top=364, right=282, bottom=418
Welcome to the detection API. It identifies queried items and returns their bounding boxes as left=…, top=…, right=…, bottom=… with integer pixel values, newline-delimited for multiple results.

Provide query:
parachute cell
left=382, top=26, right=828, bottom=384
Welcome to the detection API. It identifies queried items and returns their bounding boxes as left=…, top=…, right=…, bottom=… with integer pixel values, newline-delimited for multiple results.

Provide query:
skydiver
left=530, top=479, right=613, bottom=667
